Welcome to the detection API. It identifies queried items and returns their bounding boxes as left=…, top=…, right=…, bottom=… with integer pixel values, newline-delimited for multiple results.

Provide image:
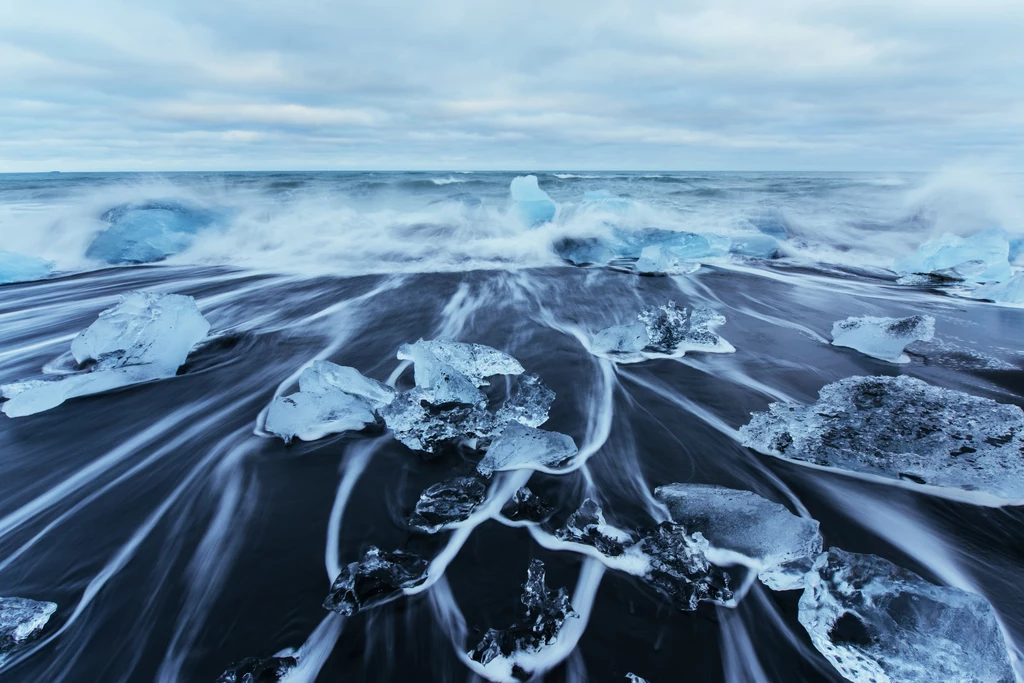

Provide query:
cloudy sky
left=1, top=0, right=1022, bottom=171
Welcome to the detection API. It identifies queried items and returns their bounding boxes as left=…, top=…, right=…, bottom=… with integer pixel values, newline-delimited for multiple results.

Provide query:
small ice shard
left=637, top=302, right=732, bottom=354
left=510, top=175, right=556, bottom=226
left=655, top=484, right=822, bottom=591
left=469, top=560, right=577, bottom=670
left=408, top=476, right=488, bottom=532
left=635, top=245, right=702, bottom=276
left=799, top=548, right=1015, bottom=683
left=500, top=486, right=553, bottom=523
left=556, top=498, right=633, bottom=557
left=214, top=654, right=297, bottom=683
left=894, top=229, right=1013, bottom=283
left=592, top=321, right=650, bottom=355
left=729, top=234, right=780, bottom=259
left=495, top=374, right=555, bottom=428
left=0, top=251, right=54, bottom=284
left=265, top=361, right=393, bottom=443
left=86, top=200, right=223, bottom=264
left=830, top=315, right=935, bottom=364
left=739, top=375, right=1024, bottom=503
left=0, top=597, right=57, bottom=666
left=638, top=522, right=734, bottom=611
left=381, top=389, right=500, bottom=453
left=477, top=421, right=578, bottom=475
left=322, top=546, right=428, bottom=616
left=971, top=273, right=1024, bottom=305
left=1, top=291, right=210, bottom=417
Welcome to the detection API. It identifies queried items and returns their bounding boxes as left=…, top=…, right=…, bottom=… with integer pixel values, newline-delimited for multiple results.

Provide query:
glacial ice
left=215, top=654, right=297, bottom=683
left=398, top=339, right=523, bottom=392
left=477, top=421, right=578, bottom=474
left=265, top=361, right=394, bottom=443
left=510, top=176, right=556, bottom=226
left=495, top=374, right=556, bottom=428
left=381, top=389, right=499, bottom=453
left=1, top=291, right=210, bottom=417
left=322, top=546, right=428, bottom=616
left=0, top=597, right=57, bottom=667
left=556, top=498, right=635, bottom=557
left=739, top=375, right=1024, bottom=503
left=830, top=315, right=935, bottom=364
left=634, top=246, right=702, bottom=276
left=592, top=302, right=734, bottom=361
left=655, top=484, right=822, bottom=591
left=408, top=476, right=488, bottom=532
left=894, top=229, right=1013, bottom=283
left=799, top=548, right=1015, bottom=683
left=553, top=237, right=618, bottom=266
left=0, top=251, right=54, bottom=284
left=86, top=200, right=223, bottom=264
left=469, top=559, right=577, bottom=670
left=500, top=486, right=553, bottom=524
left=729, top=234, right=780, bottom=259
left=971, top=273, right=1024, bottom=305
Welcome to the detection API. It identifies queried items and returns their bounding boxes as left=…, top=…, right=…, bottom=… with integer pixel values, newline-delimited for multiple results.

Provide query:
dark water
left=1, top=171, right=1023, bottom=682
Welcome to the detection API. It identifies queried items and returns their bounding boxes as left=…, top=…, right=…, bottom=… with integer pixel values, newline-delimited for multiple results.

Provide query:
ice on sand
left=476, top=421, right=578, bottom=475
left=799, top=548, right=1014, bottom=683
left=830, top=315, right=935, bottom=364
left=0, top=251, right=54, bottom=284
left=408, top=476, right=488, bottom=532
left=322, top=547, right=428, bottom=616
left=894, top=229, right=1013, bottom=283
left=655, top=484, right=822, bottom=590
left=86, top=200, right=223, bottom=264
left=971, top=273, right=1024, bottom=305
left=592, top=302, right=734, bottom=361
left=0, top=597, right=57, bottom=667
left=265, top=360, right=394, bottom=443
left=1, top=291, right=210, bottom=417
left=510, top=176, right=556, bottom=226
left=739, top=375, right=1024, bottom=503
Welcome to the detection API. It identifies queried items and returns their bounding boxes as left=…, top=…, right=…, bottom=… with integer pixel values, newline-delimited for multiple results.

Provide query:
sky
left=1, top=0, right=1022, bottom=172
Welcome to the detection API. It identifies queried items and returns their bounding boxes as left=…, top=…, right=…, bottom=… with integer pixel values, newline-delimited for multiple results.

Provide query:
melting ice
left=592, top=302, right=734, bottom=362
left=86, top=200, right=223, bottom=264
left=0, top=597, right=57, bottom=668
left=322, top=547, right=428, bottom=616
left=0, top=251, right=54, bottom=284
left=830, top=315, right=935, bottom=364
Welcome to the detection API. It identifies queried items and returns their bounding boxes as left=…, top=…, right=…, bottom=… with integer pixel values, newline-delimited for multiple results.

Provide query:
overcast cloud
left=1, top=0, right=1022, bottom=171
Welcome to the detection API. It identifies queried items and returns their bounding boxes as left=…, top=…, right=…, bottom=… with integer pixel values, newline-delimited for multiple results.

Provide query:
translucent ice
left=729, top=234, right=780, bottom=259
left=1, top=291, right=210, bottom=417
left=592, top=321, right=650, bottom=354
left=799, top=548, right=1014, bottom=683
left=655, top=484, right=822, bottom=591
left=894, top=229, right=1013, bottom=283
left=553, top=236, right=617, bottom=266
left=477, top=421, right=578, bottom=475
left=381, top=389, right=500, bottom=453
left=0, top=597, right=57, bottom=667
left=0, top=251, right=54, bottom=284
left=634, top=246, right=702, bottom=276
left=322, top=546, right=428, bottom=616
left=495, top=374, right=555, bottom=428
left=639, top=522, right=734, bottom=611
left=500, top=486, right=553, bottom=524
left=215, top=654, right=296, bottom=683
left=510, top=176, right=556, bottom=226
left=830, top=315, right=935, bottom=363
left=398, top=339, right=523, bottom=399
left=739, top=375, right=1024, bottom=503
left=408, top=476, right=488, bottom=532
left=972, top=273, right=1024, bottom=305
left=556, top=498, right=634, bottom=557
left=86, top=200, right=223, bottom=264
left=265, top=361, right=394, bottom=443
left=469, top=560, right=576, bottom=669
left=592, top=302, right=733, bottom=361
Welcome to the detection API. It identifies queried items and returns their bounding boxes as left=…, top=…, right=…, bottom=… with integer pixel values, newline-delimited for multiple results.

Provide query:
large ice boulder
left=830, top=315, right=935, bottom=363
left=894, top=229, right=1013, bottom=283
left=510, top=176, right=556, bottom=226
left=1, top=291, right=210, bottom=417
left=799, top=548, right=1014, bottom=683
left=0, top=251, right=54, bottom=285
left=971, top=273, right=1024, bottom=305
left=86, top=200, right=224, bottom=264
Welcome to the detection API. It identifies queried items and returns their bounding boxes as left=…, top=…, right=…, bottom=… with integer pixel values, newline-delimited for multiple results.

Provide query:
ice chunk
left=500, top=486, right=553, bottom=523
left=592, top=321, right=650, bottom=354
left=830, top=315, right=935, bottom=364
left=381, top=389, right=500, bottom=453
left=894, top=229, right=1013, bottom=283
left=635, top=246, right=702, bottom=276
left=729, top=234, right=780, bottom=259
left=215, top=654, right=296, bottom=683
left=799, top=548, right=1014, bottom=683
left=408, top=476, right=488, bottom=532
left=740, top=375, right=1024, bottom=503
left=637, top=302, right=732, bottom=354
left=477, top=421, right=578, bottom=475
left=0, top=597, right=57, bottom=667
left=2, top=291, right=210, bottom=417
left=86, top=200, right=223, bottom=264
left=639, top=522, right=734, bottom=611
left=510, top=176, right=556, bottom=226
left=265, top=361, right=394, bottom=443
left=554, top=236, right=617, bottom=266
left=495, top=374, right=555, bottom=428
left=971, top=273, right=1024, bottom=305
left=556, top=498, right=634, bottom=557
left=655, top=484, right=822, bottom=591
left=0, top=251, right=54, bottom=284
left=323, top=547, right=428, bottom=616
left=748, top=208, right=790, bottom=239
left=397, top=339, right=523, bottom=404
left=469, top=560, right=577, bottom=670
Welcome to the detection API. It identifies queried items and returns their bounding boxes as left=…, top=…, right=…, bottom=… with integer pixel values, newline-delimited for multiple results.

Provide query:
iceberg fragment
left=477, top=421, right=578, bottom=475
left=214, top=654, right=297, bottom=683
left=322, top=547, right=428, bottom=616
left=408, top=476, right=488, bottom=532
left=469, top=560, right=577, bottom=672
left=553, top=237, right=617, bottom=266
left=634, top=246, right=703, bottom=276
left=894, top=229, right=1013, bottom=283
left=830, top=315, right=935, bottom=364
left=86, top=200, right=223, bottom=264
left=655, top=484, right=822, bottom=591
left=265, top=361, right=394, bottom=443
left=510, top=176, right=556, bottom=226
left=500, top=486, right=553, bottom=523
left=556, top=498, right=633, bottom=557
left=799, top=548, right=1015, bottom=683
left=494, top=374, right=555, bottom=428
left=971, top=273, right=1024, bottom=305
left=593, top=302, right=733, bottom=361
left=592, top=321, right=650, bottom=355
left=0, top=251, right=54, bottom=284
left=739, top=375, right=1024, bottom=503
left=0, top=597, right=57, bottom=667
left=381, top=389, right=499, bottom=453
left=728, top=234, right=780, bottom=259
left=1, top=291, right=210, bottom=417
